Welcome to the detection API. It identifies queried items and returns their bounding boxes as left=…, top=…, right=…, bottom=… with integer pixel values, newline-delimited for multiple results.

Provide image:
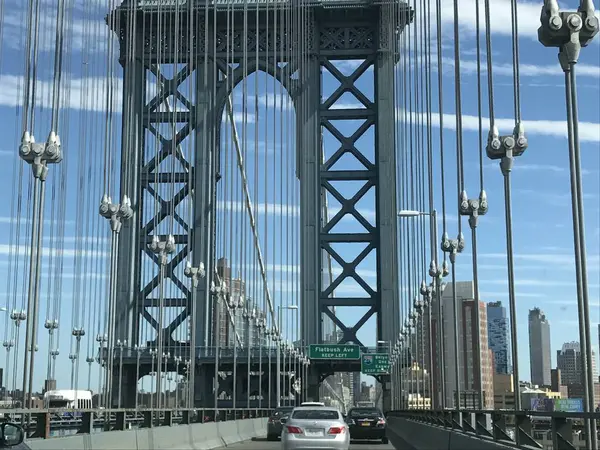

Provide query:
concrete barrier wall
left=26, top=418, right=268, bottom=450
left=386, top=417, right=516, bottom=450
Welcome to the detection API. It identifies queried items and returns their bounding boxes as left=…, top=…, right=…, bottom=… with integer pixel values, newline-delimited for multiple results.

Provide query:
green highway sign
left=361, top=353, right=390, bottom=375
left=308, top=344, right=360, bottom=360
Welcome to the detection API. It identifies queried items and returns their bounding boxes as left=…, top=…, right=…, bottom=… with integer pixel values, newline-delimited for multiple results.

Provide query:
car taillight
left=268, top=417, right=274, bottom=423
left=328, top=426, right=346, bottom=434
left=287, top=426, right=303, bottom=434
left=377, top=418, right=386, bottom=425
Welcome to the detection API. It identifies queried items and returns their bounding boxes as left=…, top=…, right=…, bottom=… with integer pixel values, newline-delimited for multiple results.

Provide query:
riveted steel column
left=298, top=18, right=320, bottom=346
left=193, top=56, right=218, bottom=351
left=115, top=28, right=145, bottom=349
left=375, top=9, right=400, bottom=344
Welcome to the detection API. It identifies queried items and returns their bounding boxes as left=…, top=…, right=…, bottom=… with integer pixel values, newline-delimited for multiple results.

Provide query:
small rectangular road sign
left=361, top=353, right=390, bottom=374
left=308, top=344, right=360, bottom=360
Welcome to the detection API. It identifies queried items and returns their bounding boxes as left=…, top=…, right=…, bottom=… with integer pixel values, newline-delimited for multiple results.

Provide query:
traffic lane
left=218, top=437, right=396, bottom=449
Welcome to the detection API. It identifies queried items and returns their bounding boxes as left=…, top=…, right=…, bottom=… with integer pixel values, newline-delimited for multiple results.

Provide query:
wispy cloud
left=441, top=56, right=600, bottom=79
left=476, top=263, right=543, bottom=271
left=3, top=1, right=112, bottom=53
left=517, top=189, right=600, bottom=207
left=435, top=0, right=600, bottom=42
left=485, top=163, right=598, bottom=176
left=0, top=74, right=123, bottom=112
left=0, top=216, right=76, bottom=226
left=42, top=235, right=110, bottom=245
left=0, top=244, right=108, bottom=259
left=55, top=271, right=107, bottom=280
left=400, top=109, right=600, bottom=143
left=481, top=278, right=600, bottom=289
left=223, top=111, right=257, bottom=124
left=480, top=252, right=600, bottom=270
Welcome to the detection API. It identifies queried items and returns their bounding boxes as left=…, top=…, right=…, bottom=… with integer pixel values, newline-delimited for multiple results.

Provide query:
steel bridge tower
left=108, top=0, right=411, bottom=409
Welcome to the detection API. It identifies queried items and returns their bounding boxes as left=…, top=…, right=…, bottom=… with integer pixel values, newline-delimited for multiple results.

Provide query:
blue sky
left=0, top=0, right=599, bottom=394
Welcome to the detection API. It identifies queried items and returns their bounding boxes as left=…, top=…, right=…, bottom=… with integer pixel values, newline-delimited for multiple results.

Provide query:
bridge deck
left=217, top=437, right=396, bottom=449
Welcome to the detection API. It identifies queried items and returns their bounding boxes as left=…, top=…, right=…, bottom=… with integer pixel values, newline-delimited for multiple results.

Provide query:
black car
left=345, top=407, right=388, bottom=444
left=266, top=406, right=295, bottom=441
left=1, top=422, right=29, bottom=449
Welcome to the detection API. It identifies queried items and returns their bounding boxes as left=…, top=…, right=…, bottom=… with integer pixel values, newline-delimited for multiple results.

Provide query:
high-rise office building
left=551, top=368, right=562, bottom=392
left=528, top=308, right=552, bottom=387
left=487, top=301, right=510, bottom=374
left=432, top=281, right=494, bottom=409
left=213, top=258, right=266, bottom=348
left=557, top=341, right=598, bottom=386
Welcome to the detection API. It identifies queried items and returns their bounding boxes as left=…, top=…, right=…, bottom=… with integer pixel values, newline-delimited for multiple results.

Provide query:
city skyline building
left=433, top=281, right=494, bottom=409
left=214, top=258, right=266, bottom=348
left=528, top=307, right=552, bottom=387
left=557, top=341, right=598, bottom=386
left=487, top=301, right=510, bottom=374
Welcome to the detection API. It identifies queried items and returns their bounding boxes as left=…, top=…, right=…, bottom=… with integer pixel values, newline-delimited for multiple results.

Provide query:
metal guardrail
left=0, top=408, right=273, bottom=440
left=387, top=409, right=600, bottom=450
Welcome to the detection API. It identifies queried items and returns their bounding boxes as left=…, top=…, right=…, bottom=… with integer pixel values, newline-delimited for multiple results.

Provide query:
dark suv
left=266, top=406, right=294, bottom=441
left=345, top=407, right=388, bottom=444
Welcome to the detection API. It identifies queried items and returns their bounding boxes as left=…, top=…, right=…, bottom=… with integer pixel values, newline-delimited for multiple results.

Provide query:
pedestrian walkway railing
left=0, top=407, right=273, bottom=440
left=387, top=409, right=600, bottom=450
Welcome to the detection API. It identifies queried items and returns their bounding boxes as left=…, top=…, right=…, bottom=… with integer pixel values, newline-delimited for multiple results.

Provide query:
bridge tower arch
left=108, top=0, right=411, bottom=408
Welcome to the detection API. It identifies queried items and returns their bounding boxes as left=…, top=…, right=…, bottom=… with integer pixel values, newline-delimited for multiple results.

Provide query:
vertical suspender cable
left=563, top=53, right=597, bottom=449
left=468, top=0, right=487, bottom=409
left=424, top=0, right=435, bottom=409
left=449, top=0, right=469, bottom=410
left=495, top=0, right=523, bottom=409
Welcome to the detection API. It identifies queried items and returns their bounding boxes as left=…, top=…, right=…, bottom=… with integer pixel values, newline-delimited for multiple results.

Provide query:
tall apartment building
left=432, top=281, right=494, bottom=409
left=528, top=308, right=552, bottom=387
left=487, top=301, right=510, bottom=374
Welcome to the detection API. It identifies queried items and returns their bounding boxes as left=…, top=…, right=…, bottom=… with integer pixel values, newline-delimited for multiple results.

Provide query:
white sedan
left=280, top=406, right=350, bottom=450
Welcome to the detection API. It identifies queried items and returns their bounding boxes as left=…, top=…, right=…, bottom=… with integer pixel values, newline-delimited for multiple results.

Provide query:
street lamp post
left=277, top=305, right=298, bottom=407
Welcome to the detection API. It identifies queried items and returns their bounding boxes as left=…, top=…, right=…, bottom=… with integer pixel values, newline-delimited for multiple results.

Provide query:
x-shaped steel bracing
left=138, top=63, right=196, bottom=345
left=319, top=55, right=379, bottom=347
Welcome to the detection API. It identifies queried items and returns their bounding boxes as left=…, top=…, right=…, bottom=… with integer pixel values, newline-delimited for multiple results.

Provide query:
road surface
left=218, top=436, right=396, bottom=449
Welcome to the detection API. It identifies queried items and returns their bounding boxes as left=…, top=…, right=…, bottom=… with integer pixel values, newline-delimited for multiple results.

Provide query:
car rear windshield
left=292, top=410, right=340, bottom=420
left=350, top=408, right=380, bottom=416
left=273, top=408, right=293, bottom=416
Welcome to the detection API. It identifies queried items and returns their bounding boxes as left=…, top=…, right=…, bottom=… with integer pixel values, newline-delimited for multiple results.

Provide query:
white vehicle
left=281, top=407, right=349, bottom=450
left=43, top=390, right=93, bottom=410
left=300, top=402, right=325, bottom=407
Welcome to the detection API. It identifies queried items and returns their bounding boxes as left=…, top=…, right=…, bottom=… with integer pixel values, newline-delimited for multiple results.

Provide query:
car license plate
left=361, top=422, right=370, bottom=427
left=305, top=428, right=323, bottom=436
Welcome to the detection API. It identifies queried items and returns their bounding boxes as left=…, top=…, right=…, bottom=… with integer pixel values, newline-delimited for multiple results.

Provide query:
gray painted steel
left=386, top=416, right=518, bottom=450
left=26, top=418, right=267, bottom=450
